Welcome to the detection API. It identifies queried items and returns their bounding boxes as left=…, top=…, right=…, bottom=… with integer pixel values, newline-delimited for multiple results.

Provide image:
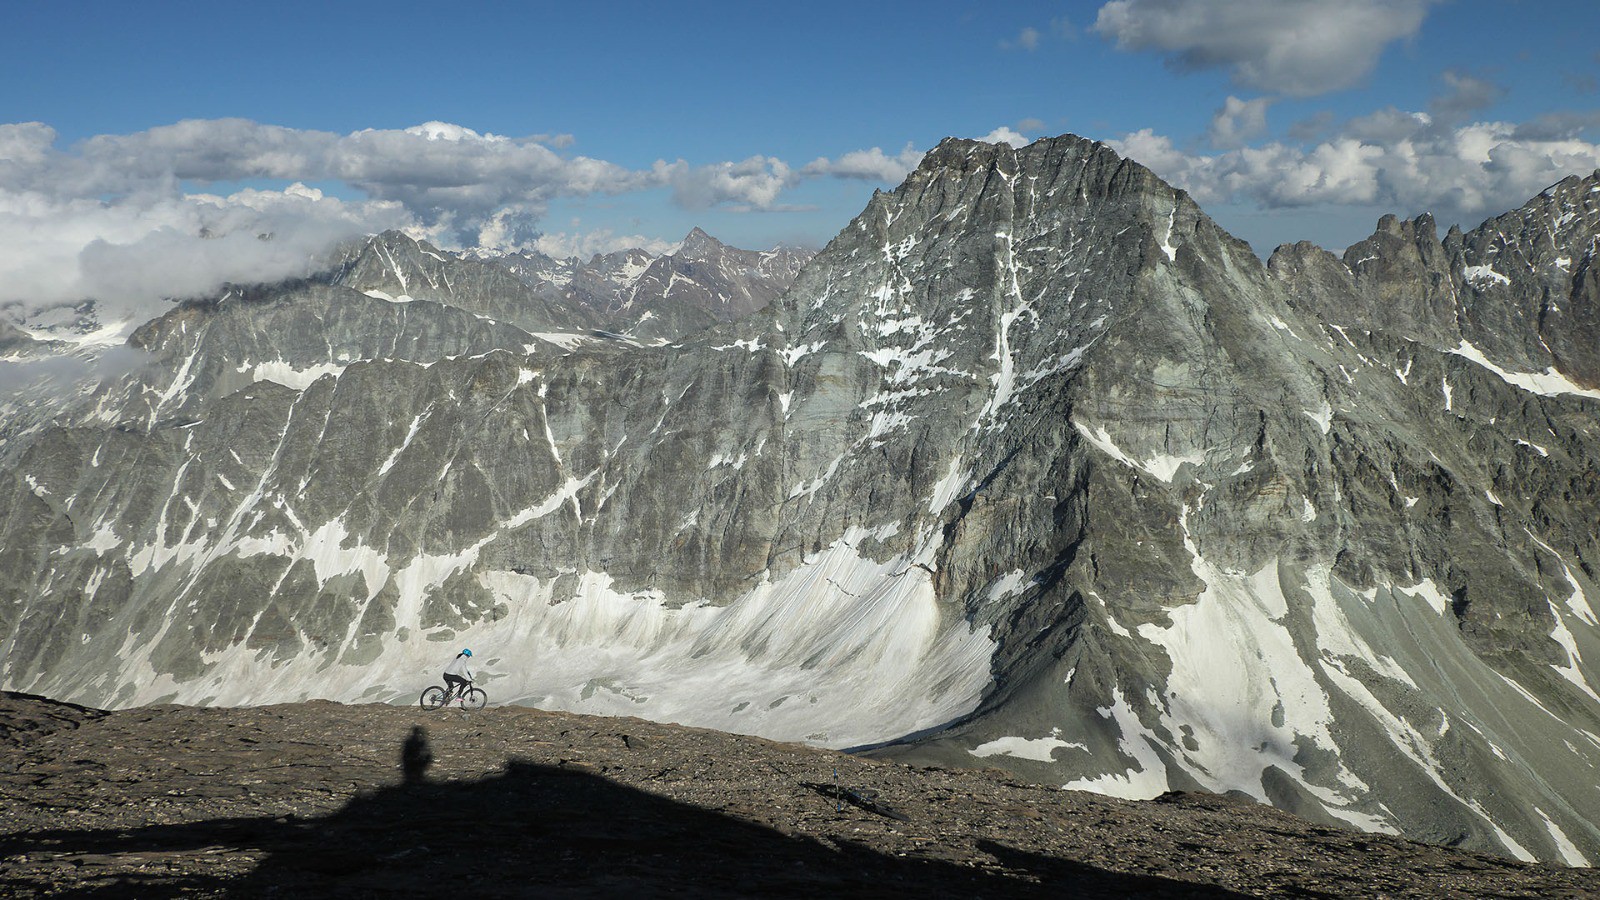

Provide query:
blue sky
left=2, top=0, right=1598, bottom=319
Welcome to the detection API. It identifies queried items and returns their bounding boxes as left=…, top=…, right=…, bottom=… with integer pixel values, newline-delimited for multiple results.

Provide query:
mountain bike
left=420, top=681, right=487, bottom=711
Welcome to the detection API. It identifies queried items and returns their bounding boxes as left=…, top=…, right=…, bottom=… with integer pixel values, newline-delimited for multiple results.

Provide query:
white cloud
left=1000, top=17, right=1074, bottom=50
left=471, top=205, right=547, bottom=253
left=1000, top=26, right=1042, bottom=51
left=1110, top=116, right=1600, bottom=225
left=1093, top=0, right=1440, bottom=96
left=74, top=119, right=342, bottom=192
left=979, top=127, right=1032, bottom=148
left=0, top=119, right=929, bottom=334
left=327, top=125, right=648, bottom=230
left=56, top=118, right=851, bottom=241
left=0, top=345, right=154, bottom=401
left=802, top=143, right=926, bottom=182
left=658, top=155, right=795, bottom=210
left=46, top=118, right=647, bottom=244
left=1207, top=95, right=1274, bottom=149
left=1105, top=128, right=1195, bottom=178
left=1287, top=110, right=1337, bottom=142
left=529, top=229, right=680, bottom=260
left=403, top=122, right=508, bottom=143
left=0, top=179, right=410, bottom=330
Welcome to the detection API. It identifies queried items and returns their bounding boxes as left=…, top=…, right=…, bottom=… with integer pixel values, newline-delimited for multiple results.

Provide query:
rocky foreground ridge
left=3, top=135, right=1600, bottom=864
left=3, top=692, right=1595, bottom=898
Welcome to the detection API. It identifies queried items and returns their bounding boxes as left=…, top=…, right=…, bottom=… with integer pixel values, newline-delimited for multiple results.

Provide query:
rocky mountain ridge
left=2, top=135, right=1599, bottom=864
left=461, top=226, right=813, bottom=341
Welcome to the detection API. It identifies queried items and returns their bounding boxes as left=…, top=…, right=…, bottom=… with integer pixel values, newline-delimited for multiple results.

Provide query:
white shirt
left=444, top=655, right=474, bottom=679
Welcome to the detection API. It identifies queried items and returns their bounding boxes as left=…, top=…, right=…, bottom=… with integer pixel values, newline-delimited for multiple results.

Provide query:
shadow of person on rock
left=400, top=726, right=432, bottom=785
left=3, top=755, right=1250, bottom=898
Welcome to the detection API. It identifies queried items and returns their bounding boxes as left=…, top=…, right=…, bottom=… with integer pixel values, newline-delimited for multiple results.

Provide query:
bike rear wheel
left=462, top=687, right=487, bottom=711
left=420, top=685, right=449, bottom=711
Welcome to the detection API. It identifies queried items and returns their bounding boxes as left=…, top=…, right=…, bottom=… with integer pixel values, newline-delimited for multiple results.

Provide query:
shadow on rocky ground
left=3, top=693, right=1595, bottom=898
left=4, top=752, right=1236, bottom=898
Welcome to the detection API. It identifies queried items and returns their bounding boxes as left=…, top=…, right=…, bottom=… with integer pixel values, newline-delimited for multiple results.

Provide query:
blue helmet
left=461, top=648, right=472, bottom=657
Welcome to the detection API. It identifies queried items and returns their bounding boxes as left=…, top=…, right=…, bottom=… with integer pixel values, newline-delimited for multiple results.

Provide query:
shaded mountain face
left=3, top=135, right=1600, bottom=865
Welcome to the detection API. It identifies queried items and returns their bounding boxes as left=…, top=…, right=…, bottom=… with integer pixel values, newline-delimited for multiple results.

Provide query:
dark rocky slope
left=3, top=692, right=1595, bottom=898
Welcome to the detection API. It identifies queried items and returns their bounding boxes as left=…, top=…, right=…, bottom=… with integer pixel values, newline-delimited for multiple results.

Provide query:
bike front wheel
left=462, top=687, right=487, bottom=711
left=420, top=685, right=449, bottom=711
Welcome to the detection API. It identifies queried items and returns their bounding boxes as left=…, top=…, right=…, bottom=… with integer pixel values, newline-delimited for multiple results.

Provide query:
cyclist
left=441, top=649, right=474, bottom=704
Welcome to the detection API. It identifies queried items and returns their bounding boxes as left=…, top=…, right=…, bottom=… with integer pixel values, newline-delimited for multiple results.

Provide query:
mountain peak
left=366, top=229, right=423, bottom=251
left=677, top=226, right=724, bottom=256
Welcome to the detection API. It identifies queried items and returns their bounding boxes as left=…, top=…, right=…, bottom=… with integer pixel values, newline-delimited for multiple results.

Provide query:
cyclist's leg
left=442, top=674, right=466, bottom=704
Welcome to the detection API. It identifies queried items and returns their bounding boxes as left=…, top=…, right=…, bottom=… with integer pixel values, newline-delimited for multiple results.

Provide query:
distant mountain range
left=3, top=135, right=1599, bottom=865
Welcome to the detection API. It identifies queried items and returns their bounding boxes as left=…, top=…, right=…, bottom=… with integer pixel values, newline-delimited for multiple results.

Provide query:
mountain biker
left=441, top=649, right=474, bottom=703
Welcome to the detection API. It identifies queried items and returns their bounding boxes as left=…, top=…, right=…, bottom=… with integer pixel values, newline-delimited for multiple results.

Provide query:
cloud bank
left=1112, top=111, right=1600, bottom=231
left=0, top=120, right=922, bottom=332
left=526, top=229, right=682, bottom=260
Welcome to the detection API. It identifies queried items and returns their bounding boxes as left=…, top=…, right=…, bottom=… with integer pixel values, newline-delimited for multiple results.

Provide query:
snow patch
left=362, top=289, right=416, bottom=303
left=462, top=531, right=996, bottom=748
left=532, top=332, right=600, bottom=351
left=84, top=524, right=122, bottom=554
left=926, top=458, right=968, bottom=513
left=1450, top=341, right=1600, bottom=400
left=1536, top=807, right=1591, bottom=867
left=1304, top=402, right=1332, bottom=434
left=1073, top=422, right=1203, bottom=483
left=1516, top=439, right=1549, bottom=457
left=1547, top=602, right=1600, bottom=704
left=239, top=361, right=347, bottom=391
left=1397, top=579, right=1452, bottom=616
left=1061, top=689, right=1170, bottom=799
left=972, top=729, right=1087, bottom=762
left=984, top=570, right=1032, bottom=603
left=788, top=455, right=844, bottom=500
left=1463, top=265, right=1511, bottom=286
left=782, top=341, right=825, bottom=365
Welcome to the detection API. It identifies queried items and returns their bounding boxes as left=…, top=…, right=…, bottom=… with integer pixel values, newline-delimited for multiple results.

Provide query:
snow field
left=52, top=524, right=996, bottom=752
left=1049, top=503, right=1600, bottom=862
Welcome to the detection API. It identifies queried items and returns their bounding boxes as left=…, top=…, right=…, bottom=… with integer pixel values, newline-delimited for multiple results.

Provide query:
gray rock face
left=3, top=135, right=1600, bottom=866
